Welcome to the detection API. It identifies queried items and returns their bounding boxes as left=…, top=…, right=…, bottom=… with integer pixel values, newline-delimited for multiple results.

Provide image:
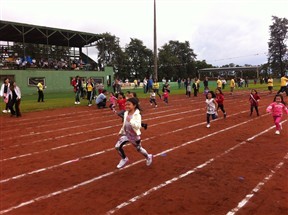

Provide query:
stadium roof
left=199, top=66, right=260, bottom=72
left=0, top=20, right=104, bottom=47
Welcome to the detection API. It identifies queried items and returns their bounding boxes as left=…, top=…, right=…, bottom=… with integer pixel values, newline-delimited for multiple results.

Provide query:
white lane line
left=0, top=116, right=274, bottom=214
left=4, top=95, right=253, bottom=150
left=0, top=110, right=252, bottom=183
left=226, top=152, right=288, bottom=215
left=0, top=97, right=195, bottom=135
left=1, top=103, right=199, bottom=142
left=106, top=121, right=286, bottom=214
left=1, top=109, right=201, bottom=162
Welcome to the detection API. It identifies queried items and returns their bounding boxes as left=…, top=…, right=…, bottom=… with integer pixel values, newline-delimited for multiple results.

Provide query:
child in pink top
left=109, top=92, right=117, bottom=113
left=163, top=89, right=169, bottom=104
left=266, top=94, right=288, bottom=135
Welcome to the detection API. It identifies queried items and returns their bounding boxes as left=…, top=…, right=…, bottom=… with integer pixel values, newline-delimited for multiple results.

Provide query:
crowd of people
left=1, top=74, right=288, bottom=168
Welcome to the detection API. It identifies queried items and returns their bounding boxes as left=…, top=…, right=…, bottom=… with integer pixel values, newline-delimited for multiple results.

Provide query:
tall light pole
left=153, top=0, right=158, bottom=80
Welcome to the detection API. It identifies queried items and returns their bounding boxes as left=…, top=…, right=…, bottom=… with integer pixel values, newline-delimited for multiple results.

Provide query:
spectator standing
left=230, top=77, right=236, bottom=95
left=267, top=77, right=273, bottom=94
left=203, top=77, right=209, bottom=91
left=152, top=79, right=161, bottom=99
left=73, top=76, right=82, bottom=104
left=0, top=77, right=11, bottom=113
left=37, top=81, right=45, bottom=102
left=8, top=81, right=21, bottom=117
left=143, top=77, right=148, bottom=93
left=221, top=78, right=226, bottom=90
left=216, top=77, right=222, bottom=90
left=244, top=76, right=249, bottom=87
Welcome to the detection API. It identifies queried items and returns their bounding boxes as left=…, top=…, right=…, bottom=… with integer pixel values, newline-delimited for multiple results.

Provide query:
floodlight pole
left=153, top=0, right=158, bottom=80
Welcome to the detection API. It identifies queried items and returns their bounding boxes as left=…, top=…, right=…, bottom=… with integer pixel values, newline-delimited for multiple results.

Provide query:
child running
left=206, top=91, right=218, bottom=128
left=215, top=88, right=226, bottom=118
left=115, top=97, right=153, bottom=169
left=163, top=89, right=169, bottom=104
left=266, top=94, right=288, bottom=135
left=130, top=92, right=148, bottom=130
left=109, top=92, right=117, bottom=113
left=249, top=89, right=260, bottom=116
left=149, top=89, right=158, bottom=107
left=116, top=92, right=126, bottom=120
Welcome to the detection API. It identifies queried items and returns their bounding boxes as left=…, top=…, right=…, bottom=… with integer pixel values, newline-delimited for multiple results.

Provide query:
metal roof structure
left=198, top=66, right=260, bottom=78
left=0, top=20, right=104, bottom=47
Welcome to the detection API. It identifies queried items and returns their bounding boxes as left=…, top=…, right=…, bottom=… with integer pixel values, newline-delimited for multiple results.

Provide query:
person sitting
left=96, top=90, right=107, bottom=108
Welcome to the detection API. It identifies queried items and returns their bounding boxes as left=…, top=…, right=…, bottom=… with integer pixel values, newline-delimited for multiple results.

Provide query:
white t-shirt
left=206, top=98, right=216, bottom=114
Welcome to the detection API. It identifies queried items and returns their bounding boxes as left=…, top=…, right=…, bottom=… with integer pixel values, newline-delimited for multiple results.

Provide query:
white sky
left=0, top=0, right=287, bottom=66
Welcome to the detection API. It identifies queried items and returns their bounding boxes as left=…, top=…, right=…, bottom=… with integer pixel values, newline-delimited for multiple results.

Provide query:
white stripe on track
left=0, top=115, right=277, bottom=214
left=1, top=108, right=201, bottom=161
left=106, top=121, right=287, bottom=214
left=226, top=152, right=288, bottom=215
left=0, top=110, right=254, bottom=183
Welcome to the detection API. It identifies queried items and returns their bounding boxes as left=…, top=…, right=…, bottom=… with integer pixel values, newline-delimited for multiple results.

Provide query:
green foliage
left=268, top=16, right=288, bottom=76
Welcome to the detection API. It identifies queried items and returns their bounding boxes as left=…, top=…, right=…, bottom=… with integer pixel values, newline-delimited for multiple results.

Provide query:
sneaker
left=275, top=130, right=280, bottom=135
left=75, top=102, right=78, bottom=105
left=7, top=109, right=10, bottom=113
left=2, top=110, right=7, bottom=113
left=143, top=123, right=148, bottom=130
left=88, top=104, right=92, bottom=107
left=117, top=157, right=129, bottom=169
left=206, top=124, right=210, bottom=128
left=77, top=102, right=80, bottom=104
left=146, top=154, right=153, bottom=166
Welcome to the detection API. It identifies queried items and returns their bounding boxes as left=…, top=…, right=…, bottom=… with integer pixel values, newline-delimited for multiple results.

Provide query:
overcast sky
left=1, top=0, right=287, bottom=66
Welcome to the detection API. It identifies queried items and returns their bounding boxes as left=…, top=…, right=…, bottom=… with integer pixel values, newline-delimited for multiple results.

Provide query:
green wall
left=0, top=67, right=114, bottom=95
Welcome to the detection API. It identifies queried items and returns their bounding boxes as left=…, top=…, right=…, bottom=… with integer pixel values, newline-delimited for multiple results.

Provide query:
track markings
left=106, top=121, right=287, bottom=214
left=0, top=116, right=276, bottom=214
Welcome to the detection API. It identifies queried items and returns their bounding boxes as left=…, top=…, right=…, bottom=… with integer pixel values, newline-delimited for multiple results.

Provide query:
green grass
left=0, top=81, right=281, bottom=114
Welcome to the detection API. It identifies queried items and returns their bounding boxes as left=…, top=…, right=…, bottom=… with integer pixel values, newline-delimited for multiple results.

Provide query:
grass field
left=0, top=80, right=281, bottom=114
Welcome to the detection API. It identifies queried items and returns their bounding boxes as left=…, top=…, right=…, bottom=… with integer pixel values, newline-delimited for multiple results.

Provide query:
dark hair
left=206, top=91, right=216, bottom=99
left=102, top=90, right=107, bottom=94
left=9, top=81, right=15, bottom=91
left=117, top=92, right=125, bottom=99
left=3, top=77, right=9, bottom=83
left=274, top=94, right=286, bottom=105
left=126, top=97, right=142, bottom=111
left=215, top=88, right=223, bottom=95
left=132, top=92, right=137, bottom=98
left=251, top=89, right=258, bottom=94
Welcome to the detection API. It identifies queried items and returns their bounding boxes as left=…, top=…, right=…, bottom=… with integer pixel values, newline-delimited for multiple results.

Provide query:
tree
left=268, top=16, right=288, bottom=76
left=158, top=40, right=197, bottom=80
left=125, top=38, right=153, bottom=81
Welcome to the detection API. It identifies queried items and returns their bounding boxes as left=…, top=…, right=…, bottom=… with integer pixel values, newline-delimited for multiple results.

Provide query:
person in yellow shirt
left=37, top=81, right=44, bottom=102
left=277, top=74, right=288, bottom=96
left=267, top=77, right=273, bottom=94
left=152, top=79, right=161, bottom=99
left=86, top=78, right=94, bottom=106
left=230, top=78, right=235, bottom=95
left=216, top=77, right=222, bottom=90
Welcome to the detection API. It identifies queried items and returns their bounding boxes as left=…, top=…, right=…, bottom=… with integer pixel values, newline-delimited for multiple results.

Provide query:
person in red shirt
left=249, top=89, right=260, bottom=116
left=116, top=92, right=127, bottom=120
left=215, top=88, right=226, bottom=118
